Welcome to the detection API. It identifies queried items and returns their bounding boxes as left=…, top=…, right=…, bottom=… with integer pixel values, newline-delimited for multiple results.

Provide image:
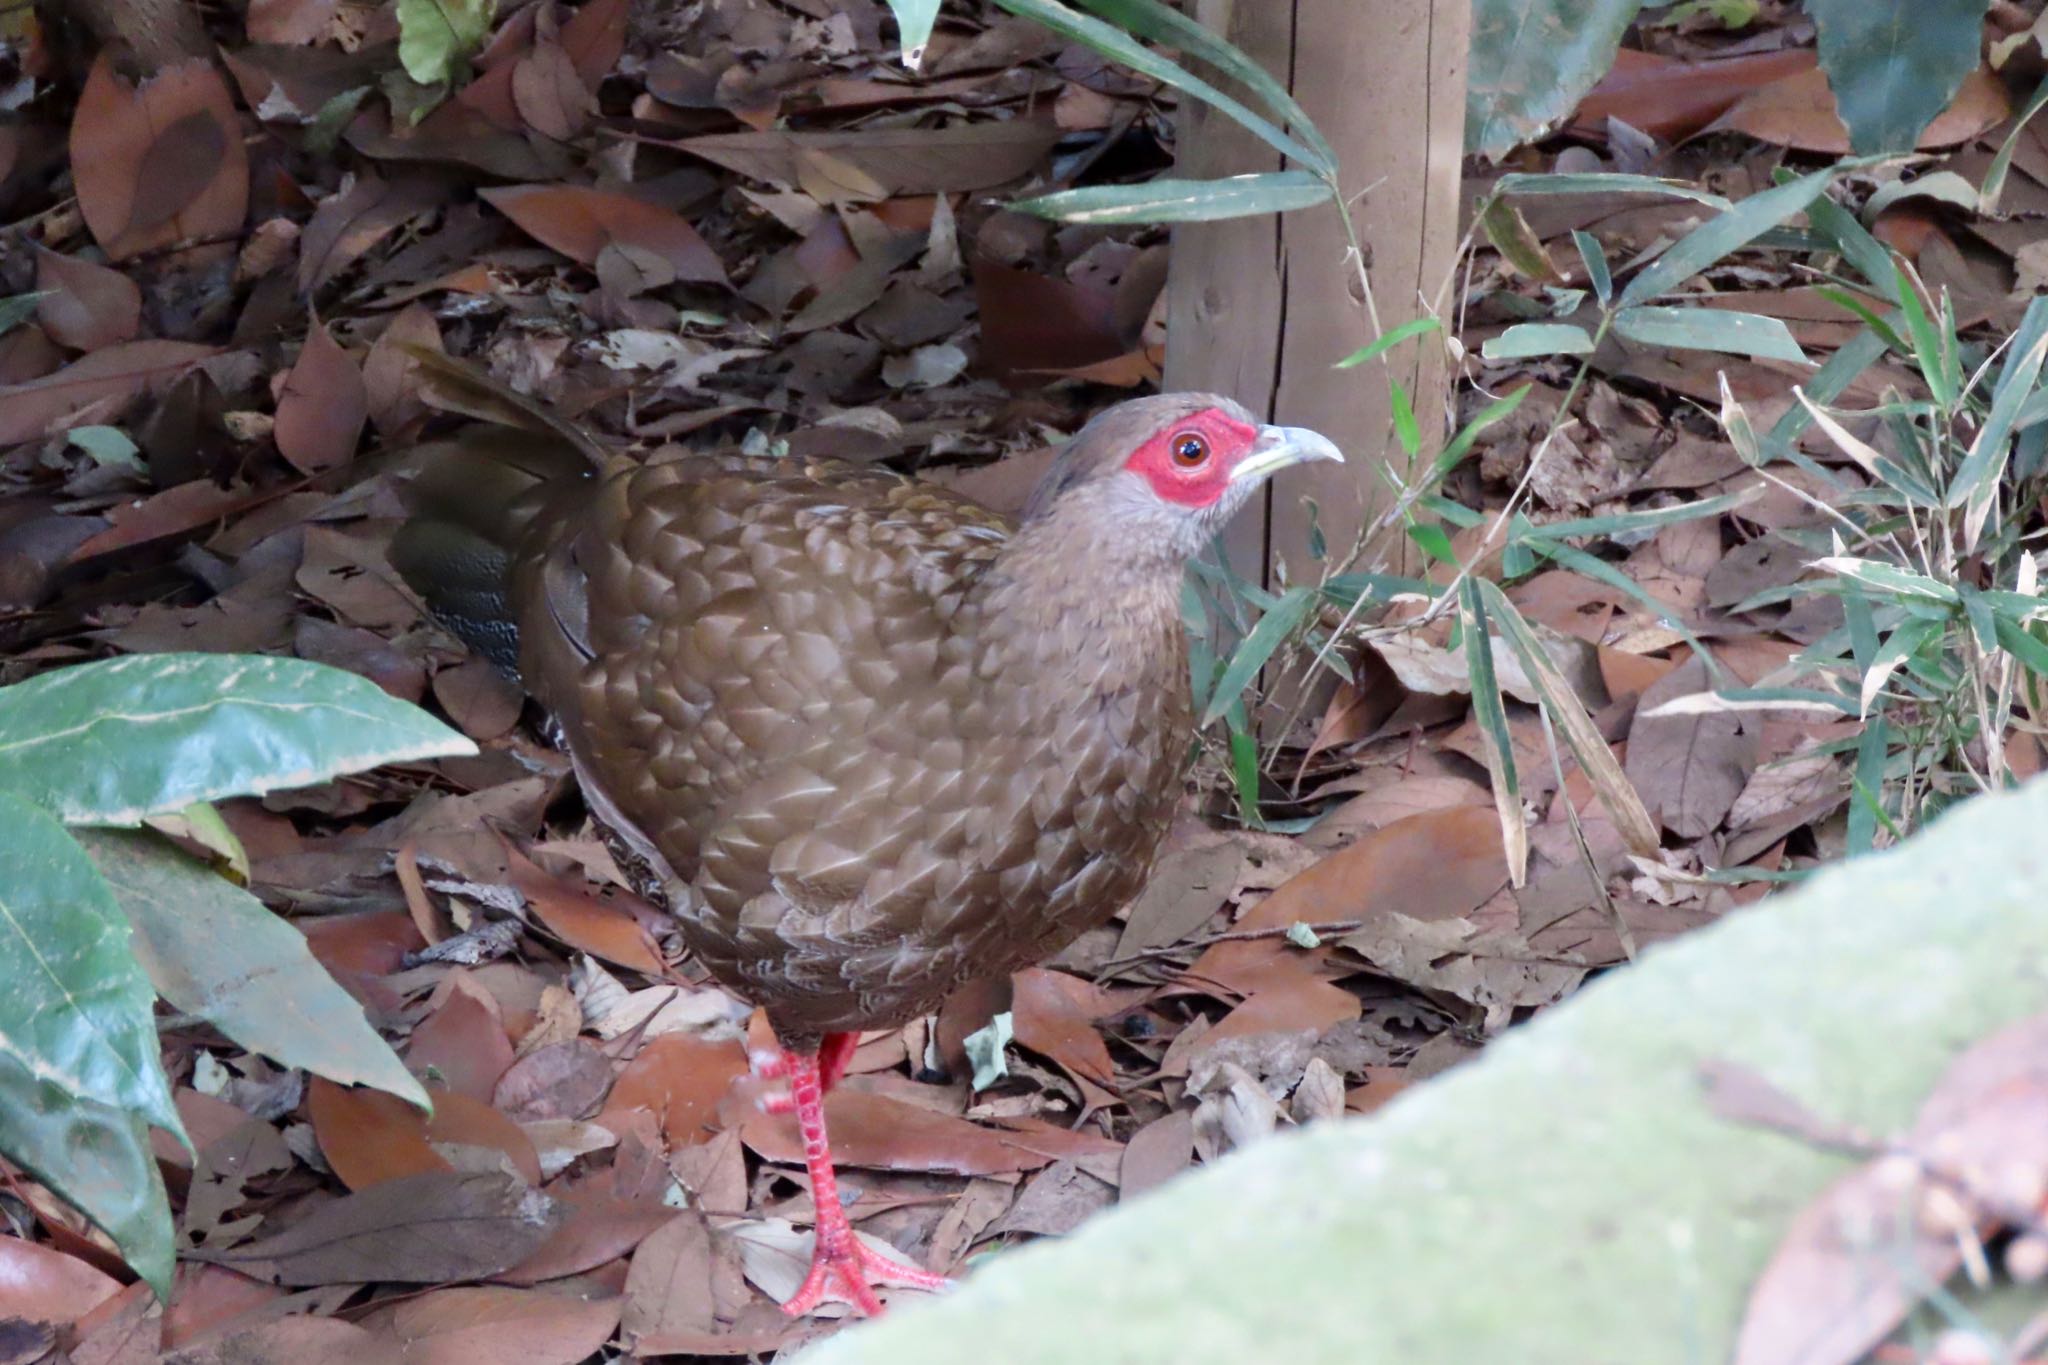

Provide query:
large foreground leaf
left=806, top=776, right=2048, bottom=1363
left=79, top=828, right=430, bottom=1111
left=1809, top=0, right=1988, bottom=154
left=0, top=792, right=183, bottom=1139
left=0, top=653, right=476, bottom=825
left=0, top=1051, right=171, bottom=1297
left=1467, top=0, right=1640, bottom=160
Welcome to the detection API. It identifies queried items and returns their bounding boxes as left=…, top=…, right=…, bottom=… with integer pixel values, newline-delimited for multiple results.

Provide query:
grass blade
left=1459, top=579, right=1528, bottom=887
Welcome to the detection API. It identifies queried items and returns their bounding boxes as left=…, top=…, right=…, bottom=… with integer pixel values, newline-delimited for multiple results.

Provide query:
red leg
left=776, top=1046, right=952, bottom=1318
left=752, top=1030, right=861, bottom=1116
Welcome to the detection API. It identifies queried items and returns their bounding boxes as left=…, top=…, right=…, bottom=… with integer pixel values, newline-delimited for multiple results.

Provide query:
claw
left=781, top=1230, right=953, bottom=1318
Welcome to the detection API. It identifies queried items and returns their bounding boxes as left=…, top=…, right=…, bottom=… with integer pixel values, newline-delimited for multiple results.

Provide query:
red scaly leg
left=774, top=1046, right=952, bottom=1318
left=751, top=1029, right=863, bottom=1116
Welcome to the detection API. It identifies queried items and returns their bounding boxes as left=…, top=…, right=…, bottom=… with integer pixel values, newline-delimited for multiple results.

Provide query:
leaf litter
left=5, top=0, right=2047, bottom=1355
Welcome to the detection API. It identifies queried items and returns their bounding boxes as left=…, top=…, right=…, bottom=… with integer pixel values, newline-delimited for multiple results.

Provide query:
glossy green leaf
left=395, top=0, right=492, bottom=84
left=1458, top=580, right=1526, bottom=885
left=0, top=1057, right=171, bottom=1297
left=883, top=0, right=940, bottom=66
left=0, top=791, right=186, bottom=1148
left=0, top=654, right=476, bottom=826
left=993, top=0, right=1323, bottom=170
left=1805, top=193, right=1901, bottom=301
left=1065, top=0, right=1335, bottom=172
left=1335, top=317, right=1442, bottom=370
left=1613, top=305, right=1807, bottom=364
left=78, top=829, right=431, bottom=1111
left=1467, top=0, right=1640, bottom=160
left=1618, top=167, right=1836, bottom=308
left=1810, top=0, right=1986, bottom=155
left=1481, top=323, right=1594, bottom=359
left=1407, top=523, right=1458, bottom=565
left=1522, top=488, right=1762, bottom=544
left=1012, top=173, right=1331, bottom=226
left=1389, top=378, right=1420, bottom=459
left=1894, top=257, right=1959, bottom=410
left=1202, top=585, right=1314, bottom=728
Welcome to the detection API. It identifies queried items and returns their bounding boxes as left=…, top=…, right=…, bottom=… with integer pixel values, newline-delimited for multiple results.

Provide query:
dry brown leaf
left=297, top=175, right=448, bottom=295
left=481, top=184, right=727, bottom=283
left=34, top=247, right=142, bottom=352
left=69, top=54, right=248, bottom=262
left=363, top=303, right=443, bottom=439
left=210, top=1170, right=559, bottom=1286
left=1713, top=65, right=2009, bottom=154
left=497, top=837, right=664, bottom=975
left=1118, top=1110, right=1193, bottom=1199
left=0, top=340, right=216, bottom=445
left=163, top=1314, right=402, bottom=1365
left=408, top=973, right=516, bottom=1103
left=1571, top=46, right=1818, bottom=142
left=391, top=1285, right=621, bottom=1365
left=0, top=1237, right=121, bottom=1324
left=308, top=1077, right=451, bottom=1190
left=741, top=1089, right=1100, bottom=1177
left=1625, top=654, right=1759, bottom=838
left=600, top=1033, right=750, bottom=1149
left=274, top=321, right=368, bottom=474
left=673, top=121, right=1063, bottom=195
left=493, top=1040, right=614, bottom=1123
left=621, top=1208, right=718, bottom=1346
left=499, top=1185, right=673, bottom=1286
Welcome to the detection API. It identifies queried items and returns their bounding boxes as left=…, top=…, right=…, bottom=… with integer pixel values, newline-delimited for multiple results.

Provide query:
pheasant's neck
left=974, top=505, right=1189, bottom=699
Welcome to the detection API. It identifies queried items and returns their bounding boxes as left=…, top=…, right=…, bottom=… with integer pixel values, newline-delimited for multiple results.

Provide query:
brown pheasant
left=391, top=385, right=1341, bottom=1316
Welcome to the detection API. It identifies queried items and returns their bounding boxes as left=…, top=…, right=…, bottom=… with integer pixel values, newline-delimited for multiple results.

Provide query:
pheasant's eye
left=1171, top=432, right=1210, bottom=467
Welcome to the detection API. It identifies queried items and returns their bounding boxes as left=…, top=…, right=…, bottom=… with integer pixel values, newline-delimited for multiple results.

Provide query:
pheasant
left=391, top=379, right=1341, bottom=1316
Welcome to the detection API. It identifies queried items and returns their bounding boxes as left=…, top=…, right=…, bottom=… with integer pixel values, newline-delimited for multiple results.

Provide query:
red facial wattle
left=1123, top=407, right=1261, bottom=507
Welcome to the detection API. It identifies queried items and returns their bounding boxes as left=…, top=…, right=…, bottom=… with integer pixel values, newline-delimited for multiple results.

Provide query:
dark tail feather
left=390, top=426, right=593, bottom=680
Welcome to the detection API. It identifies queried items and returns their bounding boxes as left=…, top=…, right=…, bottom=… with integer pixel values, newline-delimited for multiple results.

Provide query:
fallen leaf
left=742, top=1089, right=1100, bottom=1177
left=0, top=340, right=216, bottom=445
left=621, top=1208, right=717, bottom=1345
left=408, top=973, right=516, bottom=1103
left=69, top=54, right=248, bottom=262
left=308, top=1077, right=451, bottom=1190
left=1714, top=65, right=2009, bottom=155
left=210, top=1170, right=559, bottom=1286
left=499, top=836, right=664, bottom=975
left=482, top=184, right=727, bottom=283
left=1118, top=1110, right=1194, bottom=1199
left=273, top=320, right=368, bottom=474
left=391, top=1284, right=621, bottom=1365
left=162, top=1314, right=402, bottom=1365
left=34, top=248, right=142, bottom=351
left=672, top=122, right=1063, bottom=195
left=493, top=1040, right=614, bottom=1122
left=1625, top=654, right=1759, bottom=838
left=600, top=1033, right=749, bottom=1148
left=0, top=1238, right=121, bottom=1324
left=499, top=1186, right=672, bottom=1286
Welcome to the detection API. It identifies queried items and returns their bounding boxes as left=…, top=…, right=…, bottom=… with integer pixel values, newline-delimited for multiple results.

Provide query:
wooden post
left=1165, top=0, right=1471, bottom=596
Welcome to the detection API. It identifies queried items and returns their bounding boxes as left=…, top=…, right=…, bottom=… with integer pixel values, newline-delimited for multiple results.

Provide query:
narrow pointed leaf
left=1458, top=580, right=1527, bottom=887
left=1203, top=586, right=1313, bottom=728
left=1617, top=168, right=1836, bottom=308
left=1613, top=306, right=1807, bottom=364
left=1481, top=323, right=1594, bottom=359
left=1013, top=173, right=1331, bottom=226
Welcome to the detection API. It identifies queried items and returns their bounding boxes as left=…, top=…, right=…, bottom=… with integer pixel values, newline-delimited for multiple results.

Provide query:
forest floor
left=1, top=0, right=2043, bottom=1357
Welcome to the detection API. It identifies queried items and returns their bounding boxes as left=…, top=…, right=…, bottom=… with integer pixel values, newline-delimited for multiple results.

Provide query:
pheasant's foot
left=750, top=1033, right=861, bottom=1116
left=781, top=1230, right=953, bottom=1318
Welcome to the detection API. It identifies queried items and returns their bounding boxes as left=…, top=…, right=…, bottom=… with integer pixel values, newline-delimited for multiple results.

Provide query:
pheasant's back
left=510, top=452, right=1188, bottom=1037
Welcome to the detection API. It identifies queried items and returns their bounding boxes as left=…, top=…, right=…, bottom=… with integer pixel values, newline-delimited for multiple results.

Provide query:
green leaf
left=1571, top=229, right=1611, bottom=305
left=1064, top=0, right=1335, bottom=171
left=395, top=0, right=493, bottom=85
left=1493, top=172, right=1732, bottom=210
left=1809, top=0, right=1987, bottom=155
left=1202, top=585, right=1314, bottom=728
left=992, top=0, right=1325, bottom=171
left=1481, top=199, right=1562, bottom=283
left=1847, top=712, right=1890, bottom=854
left=0, top=791, right=186, bottom=1151
left=1860, top=615, right=1943, bottom=716
left=1228, top=723, right=1260, bottom=827
left=1389, top=378, right=1420, bottom=459
left=0, top=654, right=476, bottom=826
left=1407, top=522, right=1458, bottom=565
left=1521, top=488, right=1762, bottom=544
left=1466, top=0, right=1640, bottom=160
left=882, top=0, right=940, bottom=66
left=1981, top=73, right=2048, bottom=215
left=1481, top=323, right=1594, bottom=360
left=1457, top=580, right=1526, bottom=885
left=1612, top=305, right=1808, bottom=364
left=1012, top=172, right=1331, bottom=226
left=77, top=829, right=431, bottom=1111
left=1813, top=555, right=1960, bottom=604
left=1951, top=294, right=2048, bottom=543
left=1894, top=257, right=1958, bottom=410
left=1, top=291, right=53, bottom=337
left=1759, top=325, right=1889, bottom=472
left=0, top=1059, right=171, bottom=1297
left=1334, top=317, right=1441, bottom=370
left=1618, top=167, right=1838, bottom=308
left=66, top=426, right=146, bottom=475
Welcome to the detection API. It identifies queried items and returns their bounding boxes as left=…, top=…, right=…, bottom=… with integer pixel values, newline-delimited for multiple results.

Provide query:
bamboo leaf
left=1458, top=580, right=1527, bottom=888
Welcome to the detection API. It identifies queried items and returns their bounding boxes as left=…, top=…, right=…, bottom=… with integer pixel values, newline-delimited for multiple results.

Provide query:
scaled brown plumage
left=392, top=384, right=1342, bottom=1315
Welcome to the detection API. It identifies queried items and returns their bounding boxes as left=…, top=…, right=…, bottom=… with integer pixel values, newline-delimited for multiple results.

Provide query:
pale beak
left=1229, top=425, right=1345, bottom=484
